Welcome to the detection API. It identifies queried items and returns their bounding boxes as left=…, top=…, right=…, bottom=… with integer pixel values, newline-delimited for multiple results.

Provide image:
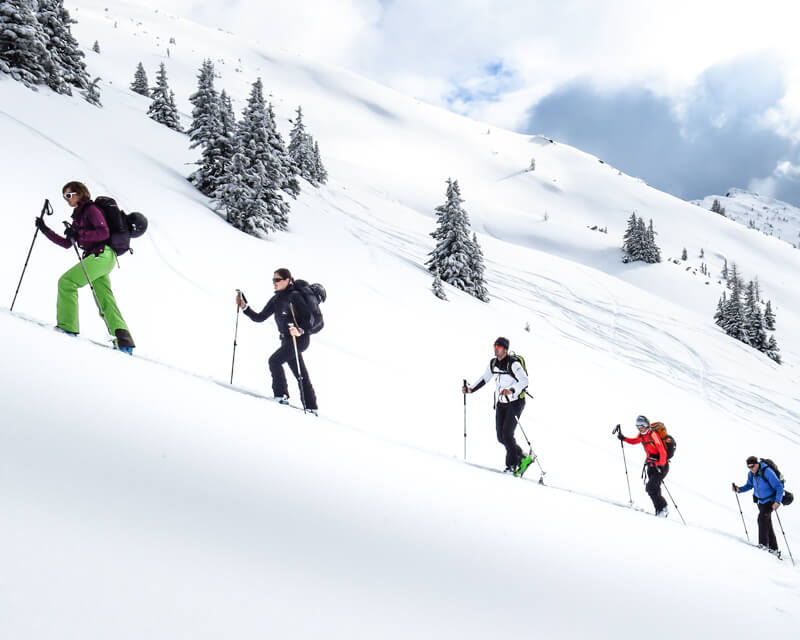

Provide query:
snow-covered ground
left=693, top=187, right=800, bottom=249
left=1, top=1, right=799, bottom=638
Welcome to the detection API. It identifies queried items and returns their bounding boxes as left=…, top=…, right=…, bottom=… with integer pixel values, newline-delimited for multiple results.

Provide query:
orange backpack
left=650, top=422, right=676, bottom=459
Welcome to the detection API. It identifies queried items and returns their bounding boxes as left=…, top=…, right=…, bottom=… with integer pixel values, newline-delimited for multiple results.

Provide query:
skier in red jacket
left=617, top=415, right=669, bottom=516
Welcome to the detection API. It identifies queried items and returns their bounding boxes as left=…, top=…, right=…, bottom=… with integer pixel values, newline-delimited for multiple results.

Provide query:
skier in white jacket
left=463, top=337, right=531, bottom=474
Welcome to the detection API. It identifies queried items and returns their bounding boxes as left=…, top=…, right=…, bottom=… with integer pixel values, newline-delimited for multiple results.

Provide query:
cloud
left=523, top=55, right=799, bottom=202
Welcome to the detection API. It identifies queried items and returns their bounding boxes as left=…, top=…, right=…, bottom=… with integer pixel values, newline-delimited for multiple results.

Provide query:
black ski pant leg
left=757, top=501, right=779, bottom=550
left=495, top=399, right=524, bottom=468
left=646, top=463, right=669, bottom=512
left=268, top=340, right=292, bottom=398
left=282, top=334, right=318, bottom=411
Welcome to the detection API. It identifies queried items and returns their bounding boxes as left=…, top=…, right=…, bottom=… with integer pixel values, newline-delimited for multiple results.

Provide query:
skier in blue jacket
left=733, top=456, right=784, bottom=554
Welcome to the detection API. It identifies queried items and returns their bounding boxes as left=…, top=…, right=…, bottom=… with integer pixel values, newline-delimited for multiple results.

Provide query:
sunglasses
left=747, top=463, right=758, bottom=468
left=272, top=277, right=287, bottom=283
left=63, top=192, right=78, bottom=200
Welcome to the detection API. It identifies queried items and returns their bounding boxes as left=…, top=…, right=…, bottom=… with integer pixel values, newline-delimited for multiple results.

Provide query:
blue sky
left=158, top=0, right=800, bottom=205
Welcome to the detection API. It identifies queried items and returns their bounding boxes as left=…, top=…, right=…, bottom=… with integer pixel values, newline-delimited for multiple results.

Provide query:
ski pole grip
left=612, top=423, right=620, bottom=435
left=236, top=289, right=247, bottom=304
left=40, top=199, right=53, bottom=217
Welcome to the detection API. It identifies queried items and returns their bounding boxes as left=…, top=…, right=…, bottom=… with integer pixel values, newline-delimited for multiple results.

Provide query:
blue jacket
left=738, top=463, right=785, bottom=504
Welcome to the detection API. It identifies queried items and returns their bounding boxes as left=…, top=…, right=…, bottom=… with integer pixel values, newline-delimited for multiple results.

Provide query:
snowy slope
left=1, top=1, right=800, bottom=638
left=693, top=187, right=800, bottom=249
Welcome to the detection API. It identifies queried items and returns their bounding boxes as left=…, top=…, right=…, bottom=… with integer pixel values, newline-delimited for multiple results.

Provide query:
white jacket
left=471, top=356, right=529, bottom=403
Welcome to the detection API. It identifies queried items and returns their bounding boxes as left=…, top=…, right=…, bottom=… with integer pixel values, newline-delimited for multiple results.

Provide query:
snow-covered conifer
left=432, top=269, right=447, bottom=300
left=681, top=248, right=687, bottom=261
left=765, top=335, right=782, bottom=364
left=130, top=61, right=149, bottom=96
left=214, top=78, right=289, bottom=234
left=469, top=232, right=490, bottom=302
left=265, top=101, right=300, bottom=198
left=147, top=62, right=182, bottom=131
left=312, top=139, right=327, bottom=184
left=0, top=0, right=52, bottom=88
left=37, top=0, right=88, bottom=95
left=764, top=300, right=776, bottom=330
left=188, top=59, right=218, bottom=149
left=426, top=179, right=486, bottom=301
left=82, top=75, right=101, bottom=106
left=91, top=40, right=100, bottom=53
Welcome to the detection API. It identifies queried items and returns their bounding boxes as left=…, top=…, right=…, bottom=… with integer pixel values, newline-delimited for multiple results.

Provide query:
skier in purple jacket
left=37, top=181, right=135, bottom=352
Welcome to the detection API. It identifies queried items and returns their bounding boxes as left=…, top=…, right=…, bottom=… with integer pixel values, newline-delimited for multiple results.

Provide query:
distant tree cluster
left=711, top=198, right=726, bottom=216
left=426, top=178, right=489, bottom=302
left=622, top=212, right=661, bottom=263
left=178, top=59, right=327, bottom=236
left=714, top=261, right=781, bottom=363
left=1, top=0, right=91, bottom=99
left=288, top=106, right=328, bottom=186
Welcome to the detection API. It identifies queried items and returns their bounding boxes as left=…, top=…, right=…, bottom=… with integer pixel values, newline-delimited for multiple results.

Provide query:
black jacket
left=244, top=283, right=312, bottom=338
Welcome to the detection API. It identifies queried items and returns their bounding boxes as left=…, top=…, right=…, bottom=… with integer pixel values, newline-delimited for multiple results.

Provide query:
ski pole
left=10, top=199, right=53, bottom=311
left=515, top=416, right=546, bottom=484
left=662, top=480, right=686, bottom=525
left=462, top=379, right=467, bottom=461
left=613, top=424, right=633, bottom=506
left=288, top=303, right=308, bottom=412
left=230, top=289, right=245, bottom=384
left=775, top=511, right=795, bottom=567
left=733, top=486, right=750, bottom=543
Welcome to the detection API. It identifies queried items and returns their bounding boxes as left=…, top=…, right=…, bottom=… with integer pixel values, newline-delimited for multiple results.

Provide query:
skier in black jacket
left=237, top=268, right=318, bottom=413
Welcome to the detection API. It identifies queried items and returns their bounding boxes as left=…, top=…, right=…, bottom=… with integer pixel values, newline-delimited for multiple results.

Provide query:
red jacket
left=623, top=429, right=667, bottom=466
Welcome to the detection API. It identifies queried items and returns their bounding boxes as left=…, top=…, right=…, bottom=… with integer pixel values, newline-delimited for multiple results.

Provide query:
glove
left=462, top=385, right=471, bottom=394
left=617, top=431, right=625, bottom=441
left=64, top=225, right=79, bottom=243
left=35, top=216, right=48, bottom=231
left=732, top=482, right=739, bottom=493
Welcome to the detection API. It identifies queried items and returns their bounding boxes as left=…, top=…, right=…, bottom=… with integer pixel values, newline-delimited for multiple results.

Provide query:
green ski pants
left=57, top=246, right=129, bottom=337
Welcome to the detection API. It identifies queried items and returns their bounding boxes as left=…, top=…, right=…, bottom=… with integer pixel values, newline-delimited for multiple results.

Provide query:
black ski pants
left=495, top=398, right=525, bottom=468
left=757, top=501, right=779, bottom=551
left=645, top=463, right=669, bottom=513
left=268, top=334, right=318, bottom=410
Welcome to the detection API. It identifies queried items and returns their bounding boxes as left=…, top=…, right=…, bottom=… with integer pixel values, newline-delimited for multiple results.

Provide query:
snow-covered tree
left=765, top=335, right=782, bottom=364
left=312, top=139, right=327, bottom=184
left=711, top=199, right=726, bottom=216
left=214, top=77, right=289, bottom=235
left=622, top=213, right=660, bottom=263
left=130, top=61, right=149, bottom=96
left=742, top=280, right=766, bottom=350
left=288, top=106, right=314, bottom=181
left=147, top=62, right=182, bottom=131
left=91, top=39, right=99, bottom=53
left=432, top=269, right=447, bottom=300
left=265, top=101, right=300, bottom=198
left=426, top=179, right=487, bottom=301
left=681, top=248, right=688, bottom=261
left=37, top=0, right=88, bottom=95
left=81, top=75, right=101, bottom=106
left=188, top=59, right=218, bottom=149
left=764, top=300, right=776, bottom=330
left=0, top=0, right=52, bottom=88
left=468, top=232, right=490, bottom=302
left=191, top=88, right=236, bottom=197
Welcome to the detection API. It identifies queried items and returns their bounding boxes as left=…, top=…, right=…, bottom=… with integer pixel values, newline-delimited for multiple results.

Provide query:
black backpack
left=293, top=279, right=326, bottom=334
left=755, top=459, right=794, bottom=506
left=490, top=352, right=529, bottom=399
left=94, top=196, right=148, bottom=255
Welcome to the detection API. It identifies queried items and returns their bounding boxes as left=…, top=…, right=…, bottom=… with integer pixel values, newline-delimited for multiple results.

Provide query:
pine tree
left=147, top=62, right=182, bottom=131
left=0, top=0, right=52, bottom=88
left=191, top=88, right=236, bottom=197
left=37, top=0, right=89, bottom=95
left=426, top=179, right=486, bottom=301
left=265, top=102, right=300, bottom=198
left=711, top=198, right=721, bottom=214
left=312, top=139, right=327, bottom=184
left=288, top=106, right=315, bottom=183
left=714, top=292, right=726, bottom=327
left=765, top=335, right=782, bottom=364
left=432, top=269, right=447, bottom=300
left=468, top=232, right=490, bottom=302
left=214, top=78, right=289, bottom=235
left=130, top=61, right=149, bottom=96
left=82, top=75, right=101, bottom=106
left=188, top=59, right=218, bottom=149
left=700, top=248, right=705, bottom=259
left=764, top=300, right=776, bottom=330
left=742, top=281, right=766, bottom=349
left=91, top=40, right=100, bottom=53
left=622, top=212, right=638, bottom=256
left=644, top=219, right=661, bottom=263
left=721, top=258, right=728, bottom=281
left=681, top=248, right=687, bottom=261
left=721, top=273, right=746, bottom=343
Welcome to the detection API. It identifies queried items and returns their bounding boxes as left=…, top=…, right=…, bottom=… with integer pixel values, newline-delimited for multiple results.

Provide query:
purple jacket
left=42, top=199, right=110, bottom=256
